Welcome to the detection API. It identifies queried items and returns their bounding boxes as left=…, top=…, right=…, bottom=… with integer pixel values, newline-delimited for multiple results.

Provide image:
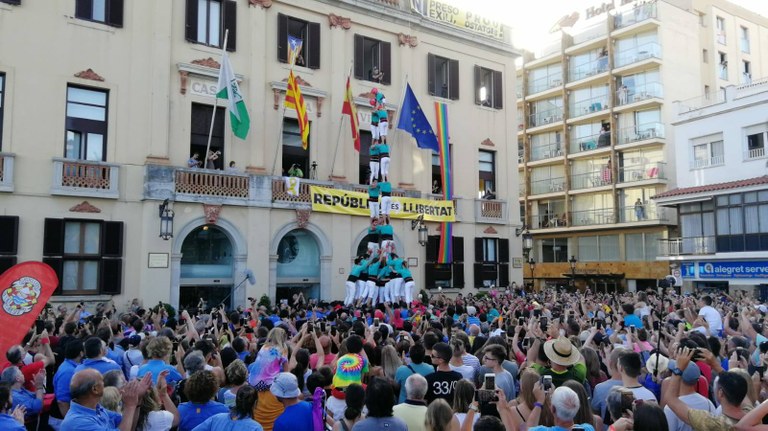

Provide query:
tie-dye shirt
left=248, top=346, right=288, bottom=388
left=332, top=353, right=369, bottom=388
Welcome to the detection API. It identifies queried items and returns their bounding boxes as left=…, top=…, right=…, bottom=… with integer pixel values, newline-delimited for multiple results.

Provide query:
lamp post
left=528, top=257, right=536, bottom=291
left=569, top=255, right=577, bottom=291
left=158, top=199, right=174, bottom=240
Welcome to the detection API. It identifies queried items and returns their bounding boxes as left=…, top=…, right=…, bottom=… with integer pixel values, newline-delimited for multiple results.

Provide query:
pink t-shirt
left=309, top=352, right=336, bottom=370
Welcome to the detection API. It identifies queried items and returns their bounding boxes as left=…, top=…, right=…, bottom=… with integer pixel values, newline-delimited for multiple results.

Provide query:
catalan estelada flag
left=285, top=70, right=309, bottom=149
left=342, top=76, right=360, bottom=151
left=435, top=102, right=452, bottom=264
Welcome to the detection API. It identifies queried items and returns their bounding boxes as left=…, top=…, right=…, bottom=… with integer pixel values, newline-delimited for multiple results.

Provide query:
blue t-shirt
left=137, top=359, right=184, bottom=385
left=178, top=401, right=230, bottom=431
left=394, top=363, right=435, bottom=403
left=54, top=358, right=79, bottom=403
left=273, top=401, right=314, bottom=431
left=11, top=387, right=42, bottom=418
left=192, top=412, right=264, bottom=431
left=623, top=314, right=644, bottom=329
left=60, top=401, right=122, bottom=431
left=530, top=425, right=595, bottom=431
left=0, top=413, right=25, bottom=431
left=74, top=358, right=122, bottom=375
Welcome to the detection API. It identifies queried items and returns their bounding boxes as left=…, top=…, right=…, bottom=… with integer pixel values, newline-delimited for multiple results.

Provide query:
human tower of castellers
left=343, top=88, right=417, bottom=307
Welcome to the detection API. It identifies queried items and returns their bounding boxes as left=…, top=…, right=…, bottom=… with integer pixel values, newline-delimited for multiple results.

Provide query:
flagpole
left=330, top=65, right=354, bottom=180
left=204, top=29, right=229, bottom=170
left=271, top=41, right=301, bottom=176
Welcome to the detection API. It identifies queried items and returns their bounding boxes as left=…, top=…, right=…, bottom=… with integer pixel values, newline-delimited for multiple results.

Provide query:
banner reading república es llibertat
left=310, top=186, right=455, bottom=222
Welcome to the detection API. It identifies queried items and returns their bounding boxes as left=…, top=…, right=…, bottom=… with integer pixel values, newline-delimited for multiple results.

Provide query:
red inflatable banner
left=0, top=261, right=59, bottom=365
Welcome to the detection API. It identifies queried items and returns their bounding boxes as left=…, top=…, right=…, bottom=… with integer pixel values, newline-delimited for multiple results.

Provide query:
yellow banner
left=310, top=186, right=455, bottom=222
left=410, top=0, right=504, bottom=40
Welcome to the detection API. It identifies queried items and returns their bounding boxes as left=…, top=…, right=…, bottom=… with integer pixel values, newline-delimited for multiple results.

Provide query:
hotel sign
left=410, top=0, right=504, bottom=41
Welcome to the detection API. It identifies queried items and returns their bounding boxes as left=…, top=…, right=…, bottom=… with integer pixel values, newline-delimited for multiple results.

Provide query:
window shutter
left=353, top=35, right=365, bottom=79
left=474, top=65, right=482, bottom=105
left=185, top=0, right=198, bottom=42
left=0, top=216, right=19, bottom=255
left=449, top=59, right=459, bottom=100
left=426, top=235, right=439, bottom=263
left=107, top=0, right=124, bottom=28
left=42, top=258, right=62, bottom=296
left=381, top=41, right=392, bottom=85
left=307, top=22, right=321, bottom=69
left=223, top=0, right=237, bottom=51
left=277, top=14, right=288, bottom=63
left=453, top=263, right=465, bottom=287
left=492, top=70, right=503, bottom=109
left=427, top=54, right=436, bottom=95
left=0, top=0, right=21, bottom=5
left=452, top=236, right=464, bottom=263
left=100, top=259, right=122, bottom=294
left=101, top=221, right=124, bottom=257
left=43, top=219, right=64, bottom=256
left=499, top=238, right=509, bottom=263
left=498, top=263, right=510, bottom=287
left=424, top=263, right=437, bottom=289
left=474, top=237, right=484, bottom=262
left=75, top=0, right=92, bottom=19
left=473, top=263, right=483, bottom=288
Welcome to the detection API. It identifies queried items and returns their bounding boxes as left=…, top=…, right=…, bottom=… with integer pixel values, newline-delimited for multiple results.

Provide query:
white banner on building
left=285, top=176, right=301, bottom=197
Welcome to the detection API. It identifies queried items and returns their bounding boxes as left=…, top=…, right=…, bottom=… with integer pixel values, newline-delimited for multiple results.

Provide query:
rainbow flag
left=434, top=102, right=452, bottom=264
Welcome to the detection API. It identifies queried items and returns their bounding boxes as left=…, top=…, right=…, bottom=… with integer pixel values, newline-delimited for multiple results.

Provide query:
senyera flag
left=342, top=76, right=361, bottom=151
left=0, top=261, right=58, bottom=368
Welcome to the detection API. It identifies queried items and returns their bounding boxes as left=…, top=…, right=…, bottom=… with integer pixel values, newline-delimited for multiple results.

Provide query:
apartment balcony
left=529, top=141, right=564, bottom=162
left=0, top=152, right=14, bottom=193
left=615, top=82, right=663, bottom=108
left=527, top=74, right=563, bottom=96
left=568, top=57, right=609, bottom=84
left=690, top=155, right=725, bottom=170
left=569, top=22, right=608, bottom=47
left=613, top=2, right=658, bottom=31
left=530, top=177, right=565, bottom=195
left=617, top=162, right=666, bottom=185
left=614, top=42, right=661, bottom=70
left=570, top=132, right=611, bottom=155
left=531, top=213, right=567, bottom=229
left=475, top=199, right=508, bottom=225
left=744, top=147, right=766, bottom=161
left=617, top=204, right=668, bottom=223
left=51, top=158, right=119, bottom=199
left=570, top=170, right=612, bottom=190
left=616, top=122, right=665, bottom=147
left=569, top=95, right=610, bottom=120
left=658, top=236, right=716, bottom=256
left=528, top=109, right=564, bottom=130
left=571, top=208, right=614, bottom=226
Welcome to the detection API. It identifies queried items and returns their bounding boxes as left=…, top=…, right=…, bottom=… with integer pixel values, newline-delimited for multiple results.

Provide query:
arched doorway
left=276, top=228, right=320, bottom=302
left=179, top=224, right=234, bottom=309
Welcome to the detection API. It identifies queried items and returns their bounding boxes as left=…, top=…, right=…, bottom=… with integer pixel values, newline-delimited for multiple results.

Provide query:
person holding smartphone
left=481, top=344, right=516, bottom=402
left=526, top=384, right=596, bottom=431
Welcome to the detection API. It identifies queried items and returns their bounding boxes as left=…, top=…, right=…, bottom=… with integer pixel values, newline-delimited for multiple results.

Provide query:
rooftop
left=653, top=175, right=768, bottom=199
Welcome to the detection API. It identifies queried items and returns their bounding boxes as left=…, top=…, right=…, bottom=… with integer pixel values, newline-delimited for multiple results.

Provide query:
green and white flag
left=216, top=52, right=250, bottom=140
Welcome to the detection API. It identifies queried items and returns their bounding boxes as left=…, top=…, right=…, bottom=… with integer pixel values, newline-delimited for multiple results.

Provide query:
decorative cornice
left=203, top=204, right=222, bottom=224
left=328, top=13, right=352, bottom=29
left=281, top=75, right=312, bottom=87
left=248, top=0, right=272, bottom=8
left=296, top=209, right=311, bottom=229
left=179, top=71, right=189, bottom=95
left=397, top=33, right=418, bottom=48
left=74, top=68, right=105, bottom=82
left=483, top=226, right=498, bottom=234
left=70, top=201, right=102, bottom=213
left=269, top=80, right=329, bottom=110
left=481, top=138, right=495, bottom=147
left=191, top=57, right=220, bottom=69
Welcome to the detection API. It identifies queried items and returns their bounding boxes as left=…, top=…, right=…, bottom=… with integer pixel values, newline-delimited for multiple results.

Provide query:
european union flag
left=397, top=83, right=438, bottom=152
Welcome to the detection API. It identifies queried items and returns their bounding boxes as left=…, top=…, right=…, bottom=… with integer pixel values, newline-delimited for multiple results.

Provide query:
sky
left=445, top=0, right=768, bottom=52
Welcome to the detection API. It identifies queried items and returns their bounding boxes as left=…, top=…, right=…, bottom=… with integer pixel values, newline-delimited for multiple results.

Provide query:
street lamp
left=528, top=257, right=536, bottom=291
left=569, top=255, right=578, bottom=290
left=521, top=229, right=533, bottom=258
left=158, top=199, right=174, bottom=240
left=418, top=223, right=428, bottom=246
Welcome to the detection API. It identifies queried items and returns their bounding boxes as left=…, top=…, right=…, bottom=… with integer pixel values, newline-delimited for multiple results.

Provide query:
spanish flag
left=342, top=76, right=360, bottom=151
left=285, top=70, right=309, bottom=149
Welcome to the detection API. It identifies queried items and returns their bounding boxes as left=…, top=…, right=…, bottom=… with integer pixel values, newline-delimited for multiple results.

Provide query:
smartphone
left=306, top=323, right=314, bottom=333
left=540, top=317, right=548, bottom=331
left=374, top=318, right=380, bottom=327
left=320, top=322, right=327, bottom=333
left=541, top=375, right=553, bottom=390
left=652, top=321, right=660, bottom=331
left=484, top=373, right=496, bottom=390
left=630, top=324, right=636, bottom=333
left=596, top=319, right=604, bottom=329
left=518, top=317, right=525, bottom=326
left=331, top=326, right=337, bottom=336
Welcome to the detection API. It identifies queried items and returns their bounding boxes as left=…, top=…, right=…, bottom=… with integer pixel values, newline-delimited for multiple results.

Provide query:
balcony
left=690, top=155, right=725, bottom=169
left=745, top=147, right=766, bottom=160
left=0, top=152, right=14, bottom=192
left=527, top=74, right=563, bottom=95
left=658, top=236, right=716, bottom=256
left=569, top=94, right=609, bottom=118
left=475, top=199, right=508, bottom=224
left=617, top=204, right=668, bottom=223
left=613, top=2, right=658, bottom=30
left=571, top=208, right=614, bottom=226
left=615, top=82, right=663, bottom=107
left=51, top=158, right=119, bottom=199
left=569, top=56, right=609, bottom=83
left=531, top=177, right=565, bottom=195
left=570, top=131, right=611, bottom=154
left=570, top=170, right=612, bottom=190
left=614, top=42, right=661, bottom=68
left=618, top=162, right=666, bottom=184
left=531, top=213, right=567, bottom=229
left=176, top=168, right=250, bottom=199
left=528, top=109, right=564, bottom=128
left=530, top=141, right=564, bottom=162
left=616, top=122, right=665, bottom=146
